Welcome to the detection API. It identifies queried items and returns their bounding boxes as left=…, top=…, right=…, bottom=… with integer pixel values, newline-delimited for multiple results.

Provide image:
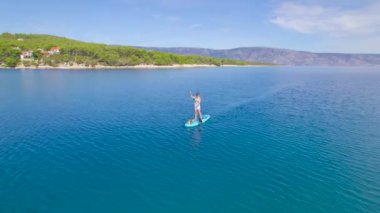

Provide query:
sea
left=0, top=67, right=379, bottom=212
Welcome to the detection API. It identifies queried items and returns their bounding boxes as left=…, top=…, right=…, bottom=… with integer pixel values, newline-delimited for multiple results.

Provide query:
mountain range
left=140, top=47, right=380, bottom=66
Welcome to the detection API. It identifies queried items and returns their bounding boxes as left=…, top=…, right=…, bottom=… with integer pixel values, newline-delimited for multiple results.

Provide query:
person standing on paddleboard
left=190, top=91, right=203, bottom=122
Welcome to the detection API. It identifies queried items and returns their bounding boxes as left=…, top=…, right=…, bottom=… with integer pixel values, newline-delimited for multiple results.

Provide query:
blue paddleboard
left=185, top=115, right=210, bottom=127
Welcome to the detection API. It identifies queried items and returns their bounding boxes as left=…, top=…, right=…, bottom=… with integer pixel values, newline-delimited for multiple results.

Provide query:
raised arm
left=190, top=91, right=195, bottom=99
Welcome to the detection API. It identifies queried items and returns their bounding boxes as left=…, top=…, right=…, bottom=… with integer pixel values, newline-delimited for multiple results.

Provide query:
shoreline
left=0, top=63, right=272, bottom=70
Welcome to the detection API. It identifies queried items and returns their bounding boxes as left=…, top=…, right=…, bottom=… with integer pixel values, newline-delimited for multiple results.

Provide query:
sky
left=1, top=0, right=380, bottom=53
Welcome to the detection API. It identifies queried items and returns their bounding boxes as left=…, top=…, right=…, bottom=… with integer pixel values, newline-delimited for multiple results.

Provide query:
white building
left=20, top=51, right=33, bottom=60
left=48, top=47, right=60, bottom=55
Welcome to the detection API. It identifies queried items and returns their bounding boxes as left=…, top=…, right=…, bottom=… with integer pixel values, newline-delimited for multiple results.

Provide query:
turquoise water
left=1, top=67, right=380, bottom=212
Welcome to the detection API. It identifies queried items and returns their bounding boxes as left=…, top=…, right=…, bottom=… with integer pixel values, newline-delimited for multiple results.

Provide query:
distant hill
left=140, top=47, right=380, bottom=66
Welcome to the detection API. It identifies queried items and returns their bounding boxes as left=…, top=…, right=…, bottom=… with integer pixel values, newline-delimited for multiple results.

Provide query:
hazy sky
left=1, top=0, right=380, bottom=53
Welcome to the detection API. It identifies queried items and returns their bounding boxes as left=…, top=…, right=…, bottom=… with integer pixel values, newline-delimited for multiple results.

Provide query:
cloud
left=270, top=2, right=380, bottom=36
left=189, top=24, right=202, bottom=29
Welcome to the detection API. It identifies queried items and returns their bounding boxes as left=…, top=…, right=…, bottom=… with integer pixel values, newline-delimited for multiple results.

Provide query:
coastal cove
left=1, top=66, right=379, bottom=212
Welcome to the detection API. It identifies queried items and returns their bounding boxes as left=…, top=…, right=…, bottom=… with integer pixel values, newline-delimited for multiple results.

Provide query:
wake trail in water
left=212, top=83, right=300, bottom=119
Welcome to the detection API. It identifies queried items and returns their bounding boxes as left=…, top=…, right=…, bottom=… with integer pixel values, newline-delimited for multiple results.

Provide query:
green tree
left=1, top=32, right=14, bottom=39
left=23, top=61, right=32, bottom=67
left=128, top=55, right=141, bottom=66
left=4, top=57, right=19, bottom=67
left=32, top=50, right=42, bottom=60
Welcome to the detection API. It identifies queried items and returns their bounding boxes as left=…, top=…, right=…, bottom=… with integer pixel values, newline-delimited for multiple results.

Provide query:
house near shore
left=20, top=51, right=33, bottom=60
left=19, top=47, right=60, bottom=60
left=48, top=47, right=60, bottom=55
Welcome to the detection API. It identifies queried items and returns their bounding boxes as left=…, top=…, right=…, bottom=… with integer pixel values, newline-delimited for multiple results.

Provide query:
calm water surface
left=0, top=67, right=380, bottom=212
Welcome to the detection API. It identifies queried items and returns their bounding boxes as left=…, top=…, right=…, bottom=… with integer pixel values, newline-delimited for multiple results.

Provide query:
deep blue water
left=1, top=67, right=380, bottom=212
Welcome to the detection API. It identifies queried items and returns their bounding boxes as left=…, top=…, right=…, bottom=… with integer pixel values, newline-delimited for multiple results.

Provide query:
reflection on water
left=189, top=126, right=203, bottom=148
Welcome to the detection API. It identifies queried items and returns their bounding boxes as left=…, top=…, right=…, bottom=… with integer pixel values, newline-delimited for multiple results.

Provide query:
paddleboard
left=185, top=114, right=210, bottom=127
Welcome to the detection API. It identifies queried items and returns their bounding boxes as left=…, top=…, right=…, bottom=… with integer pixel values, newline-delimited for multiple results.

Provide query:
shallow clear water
left=1, top=67, right=380, bottom=212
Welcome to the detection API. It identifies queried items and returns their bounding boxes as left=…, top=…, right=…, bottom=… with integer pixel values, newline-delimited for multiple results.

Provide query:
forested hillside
left=0, top=33, right=251, bottom=68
